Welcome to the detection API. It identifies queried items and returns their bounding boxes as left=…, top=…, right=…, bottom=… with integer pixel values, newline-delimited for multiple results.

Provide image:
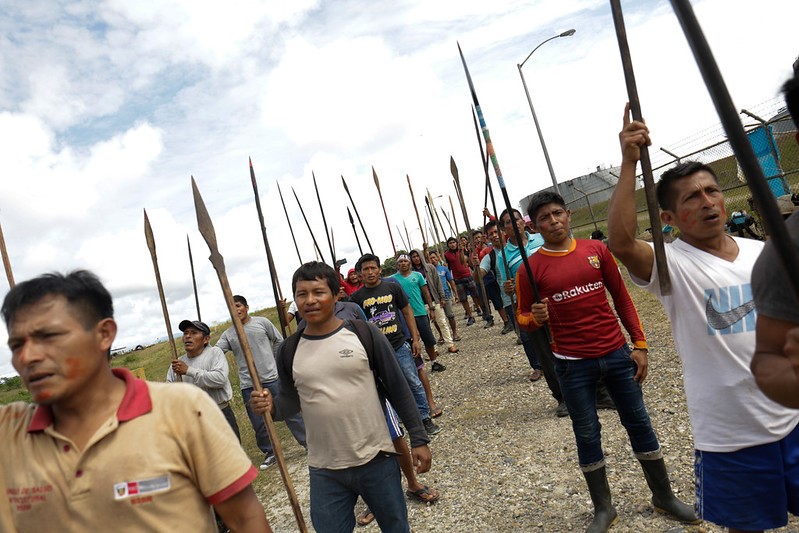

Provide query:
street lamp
left=518, top=29, right=576, bottom=196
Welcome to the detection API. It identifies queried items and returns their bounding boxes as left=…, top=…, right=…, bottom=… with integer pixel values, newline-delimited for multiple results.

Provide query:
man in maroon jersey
left=515, top=191, right=697, bottom=531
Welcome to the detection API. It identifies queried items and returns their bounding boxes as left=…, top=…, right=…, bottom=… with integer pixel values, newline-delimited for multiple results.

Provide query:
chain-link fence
left=555, top=95, right=798, bottom=240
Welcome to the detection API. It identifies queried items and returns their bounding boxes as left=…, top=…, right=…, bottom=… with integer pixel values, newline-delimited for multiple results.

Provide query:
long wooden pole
left=292, top=187, right=326, bottom=263
left=342, top=175, right=374, bottom=254
left=610, top=0, right=672, bottom=295
left=406, top=174, right=427, bottom=245
left=0, top=218, right=14, bottom=288
left=347, top=207, right=364, bottom=256
left=457, top=42, right=553, bottom=344
left=249, top=158, right=289, bottom=338
left=372, top=166, right=397, bottom=257
left=187, top=235, right=201, bottom=321
left=143, top=210, right=181, bottom=381
left=312, top=172, right=336, bottom=265
left=451, top=156, right=491, bottom=315
left=449, top=195, right=461, bottom=237
left=277, top=183, right=303, bottom=265
left=191, top=177, right=304, bottom=532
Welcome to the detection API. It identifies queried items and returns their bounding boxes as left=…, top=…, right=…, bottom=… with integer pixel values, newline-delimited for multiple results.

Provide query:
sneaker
left=466, top=316, right=475, bottom=326
left=423, top=417, right=441, bottom=436
left=431, top=361, right=447, bottom=372
left=483, top=319, right=495, bottom=329
left=555, top=401, right=569, bottom=418
left=260, top=453, right=276, bottom=470
left=501, top=322, right=514, bottom=335
left=529, top=369, right=543, bottom=382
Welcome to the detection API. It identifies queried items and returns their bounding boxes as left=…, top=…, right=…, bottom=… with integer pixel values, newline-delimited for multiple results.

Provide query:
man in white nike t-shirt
left=608, top=104, right=799, bottom=532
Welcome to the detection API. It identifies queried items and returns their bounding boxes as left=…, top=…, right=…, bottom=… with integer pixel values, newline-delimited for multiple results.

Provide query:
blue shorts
left=384, top=400, right=403, bottom=440
left=695, top=423, right=799, bottom=529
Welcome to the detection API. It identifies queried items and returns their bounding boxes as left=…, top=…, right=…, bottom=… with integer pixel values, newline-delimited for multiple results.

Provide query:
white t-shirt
left=631, top=237, right=799, bottom=452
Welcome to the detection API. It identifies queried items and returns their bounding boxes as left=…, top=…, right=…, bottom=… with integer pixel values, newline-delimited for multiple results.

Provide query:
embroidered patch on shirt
left=339, top=349, right=354, bottom=358
left=587, top=255, right=600, bottom=269
left=114, top=475, right=170, bottom=500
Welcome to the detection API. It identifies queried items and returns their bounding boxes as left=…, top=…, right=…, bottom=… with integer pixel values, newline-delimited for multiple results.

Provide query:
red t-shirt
left=515, top=239, right=646, bottom=358
left=444, top=249, right=472, bottom=280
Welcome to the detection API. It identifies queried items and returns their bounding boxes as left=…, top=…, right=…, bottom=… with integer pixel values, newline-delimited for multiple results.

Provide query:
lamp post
left=518, top=29, right=576, bottom=196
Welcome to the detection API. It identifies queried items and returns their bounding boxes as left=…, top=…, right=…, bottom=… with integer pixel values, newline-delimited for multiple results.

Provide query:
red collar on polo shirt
left=27, top=367, right=153, bottom=433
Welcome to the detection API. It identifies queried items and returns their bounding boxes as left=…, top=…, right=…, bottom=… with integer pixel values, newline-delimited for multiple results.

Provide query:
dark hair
left=233, top=295, right=248, bottom=307
left=498, top=208, right=522, bottom=226
left=355, top=253, right=381, bottom=272
left=526, top=191, right=566, bottom=222
left=291, top=261, right=340, bottom=296
left=484, top=219, right=498, bottom=232
left=2, top=270, right=113, bottom=329
left=446, top=237, right=457, bottom=244
left=471, top=229, right=483, bottom=237
left=656, top=161, right=719, bottom=211
left=783, top=74, right=799, bottom=129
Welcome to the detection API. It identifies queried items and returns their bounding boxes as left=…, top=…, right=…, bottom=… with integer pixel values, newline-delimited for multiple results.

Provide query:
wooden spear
left=347, top=207, right=364, bottom=256
left=312, top=172, right=336, bottom=265
left=424, top=196, right=446, bottom=255
left=406, top=174, right=427, bottom=245
left=143, top=209, right=181, bottom=381
left=396, top=224, right=409, bottom=251
left=0, top=218, right=15, bottom=288
left=277, top=183, right=303, bottom=265
left=372, top=166, right=397, bottom=257
left=449, top=195, right=461, bottom=237
left=186, top=235, right=201, bottom=322
left=440, top=206, right=457, bottom=237
left=669, top=0, right=799, bottom=298
left=342, top=175, right=374, bottom=254
left=451, top=156, right=491, bottom=316
left=249, top=158, right=289, bottom=338
left=403, top=221, right=413, bottom=251
left=292, top=187, right=326, bottom=264
left=610, top=0, right=672, bottom=295
left=457, top=42, right=554, bottom=345
left=191, top=177, right=305, bottom=532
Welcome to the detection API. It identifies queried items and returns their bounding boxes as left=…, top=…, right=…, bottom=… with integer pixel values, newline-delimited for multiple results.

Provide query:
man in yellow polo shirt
left=0, top=270, right=271, bottom=532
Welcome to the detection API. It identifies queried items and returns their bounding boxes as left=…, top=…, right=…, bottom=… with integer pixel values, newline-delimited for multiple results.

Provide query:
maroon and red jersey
left=515, top=239, right=646, bottom=358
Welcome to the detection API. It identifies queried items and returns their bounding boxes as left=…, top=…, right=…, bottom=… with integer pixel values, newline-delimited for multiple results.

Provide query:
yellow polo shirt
left=0, top=368, right=257, bottom=532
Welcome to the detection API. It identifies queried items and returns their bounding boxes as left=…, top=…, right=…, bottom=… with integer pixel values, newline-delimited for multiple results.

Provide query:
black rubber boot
left=638, top=458, right=700, bottom=524
left=583, top=466, right=618, bottom=533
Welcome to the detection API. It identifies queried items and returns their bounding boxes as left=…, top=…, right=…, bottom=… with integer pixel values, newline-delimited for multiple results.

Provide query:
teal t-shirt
left=391, top=271, right=428, bottom=317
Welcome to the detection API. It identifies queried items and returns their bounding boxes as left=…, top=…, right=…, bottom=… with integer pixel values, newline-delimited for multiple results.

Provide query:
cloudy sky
left=1, top=0, right=796, bottom=375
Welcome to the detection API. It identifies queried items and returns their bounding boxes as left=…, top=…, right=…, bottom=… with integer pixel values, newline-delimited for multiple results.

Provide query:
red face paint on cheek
left=64, top=357, right=84, bottom=379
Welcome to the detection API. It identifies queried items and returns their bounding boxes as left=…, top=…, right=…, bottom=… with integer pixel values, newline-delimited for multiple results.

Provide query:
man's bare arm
left=607, top=103, right=656, bottom=282
left=214, top=486, right=272, bottom=532
left=752, top=315, right=799, bottom=408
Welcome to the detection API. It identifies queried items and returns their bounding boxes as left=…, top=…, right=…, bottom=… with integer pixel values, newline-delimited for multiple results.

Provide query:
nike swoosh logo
left=705, top=297, right=755, bottom=330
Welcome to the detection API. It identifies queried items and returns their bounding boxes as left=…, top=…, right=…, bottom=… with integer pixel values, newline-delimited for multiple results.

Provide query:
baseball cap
left=178, top=320, right=210, bottom=336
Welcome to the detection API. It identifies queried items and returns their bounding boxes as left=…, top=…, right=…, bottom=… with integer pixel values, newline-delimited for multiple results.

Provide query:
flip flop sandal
left=356, top=508, right=375, bottom=526
left=406, top=486, right=440, bottom=504
left=430, top=407, right=444, bottom=418
left=453, top=336, right=462, bottom=342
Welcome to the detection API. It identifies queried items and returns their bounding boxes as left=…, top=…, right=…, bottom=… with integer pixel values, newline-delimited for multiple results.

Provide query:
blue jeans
left=309, top=453, right=409, bottom=533
left=395, top=342, right=430, bottom=419
left=242, top=380, right=307, bottom=455
left=555, top=344, right=660, bottom=467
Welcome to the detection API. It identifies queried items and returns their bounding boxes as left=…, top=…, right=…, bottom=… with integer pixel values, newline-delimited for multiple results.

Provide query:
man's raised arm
left=607, top=103, right=656, bottom=282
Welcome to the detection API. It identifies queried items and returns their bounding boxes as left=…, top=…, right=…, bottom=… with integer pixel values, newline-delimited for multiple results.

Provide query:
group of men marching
left=2, top=75, right=799, bottom=533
